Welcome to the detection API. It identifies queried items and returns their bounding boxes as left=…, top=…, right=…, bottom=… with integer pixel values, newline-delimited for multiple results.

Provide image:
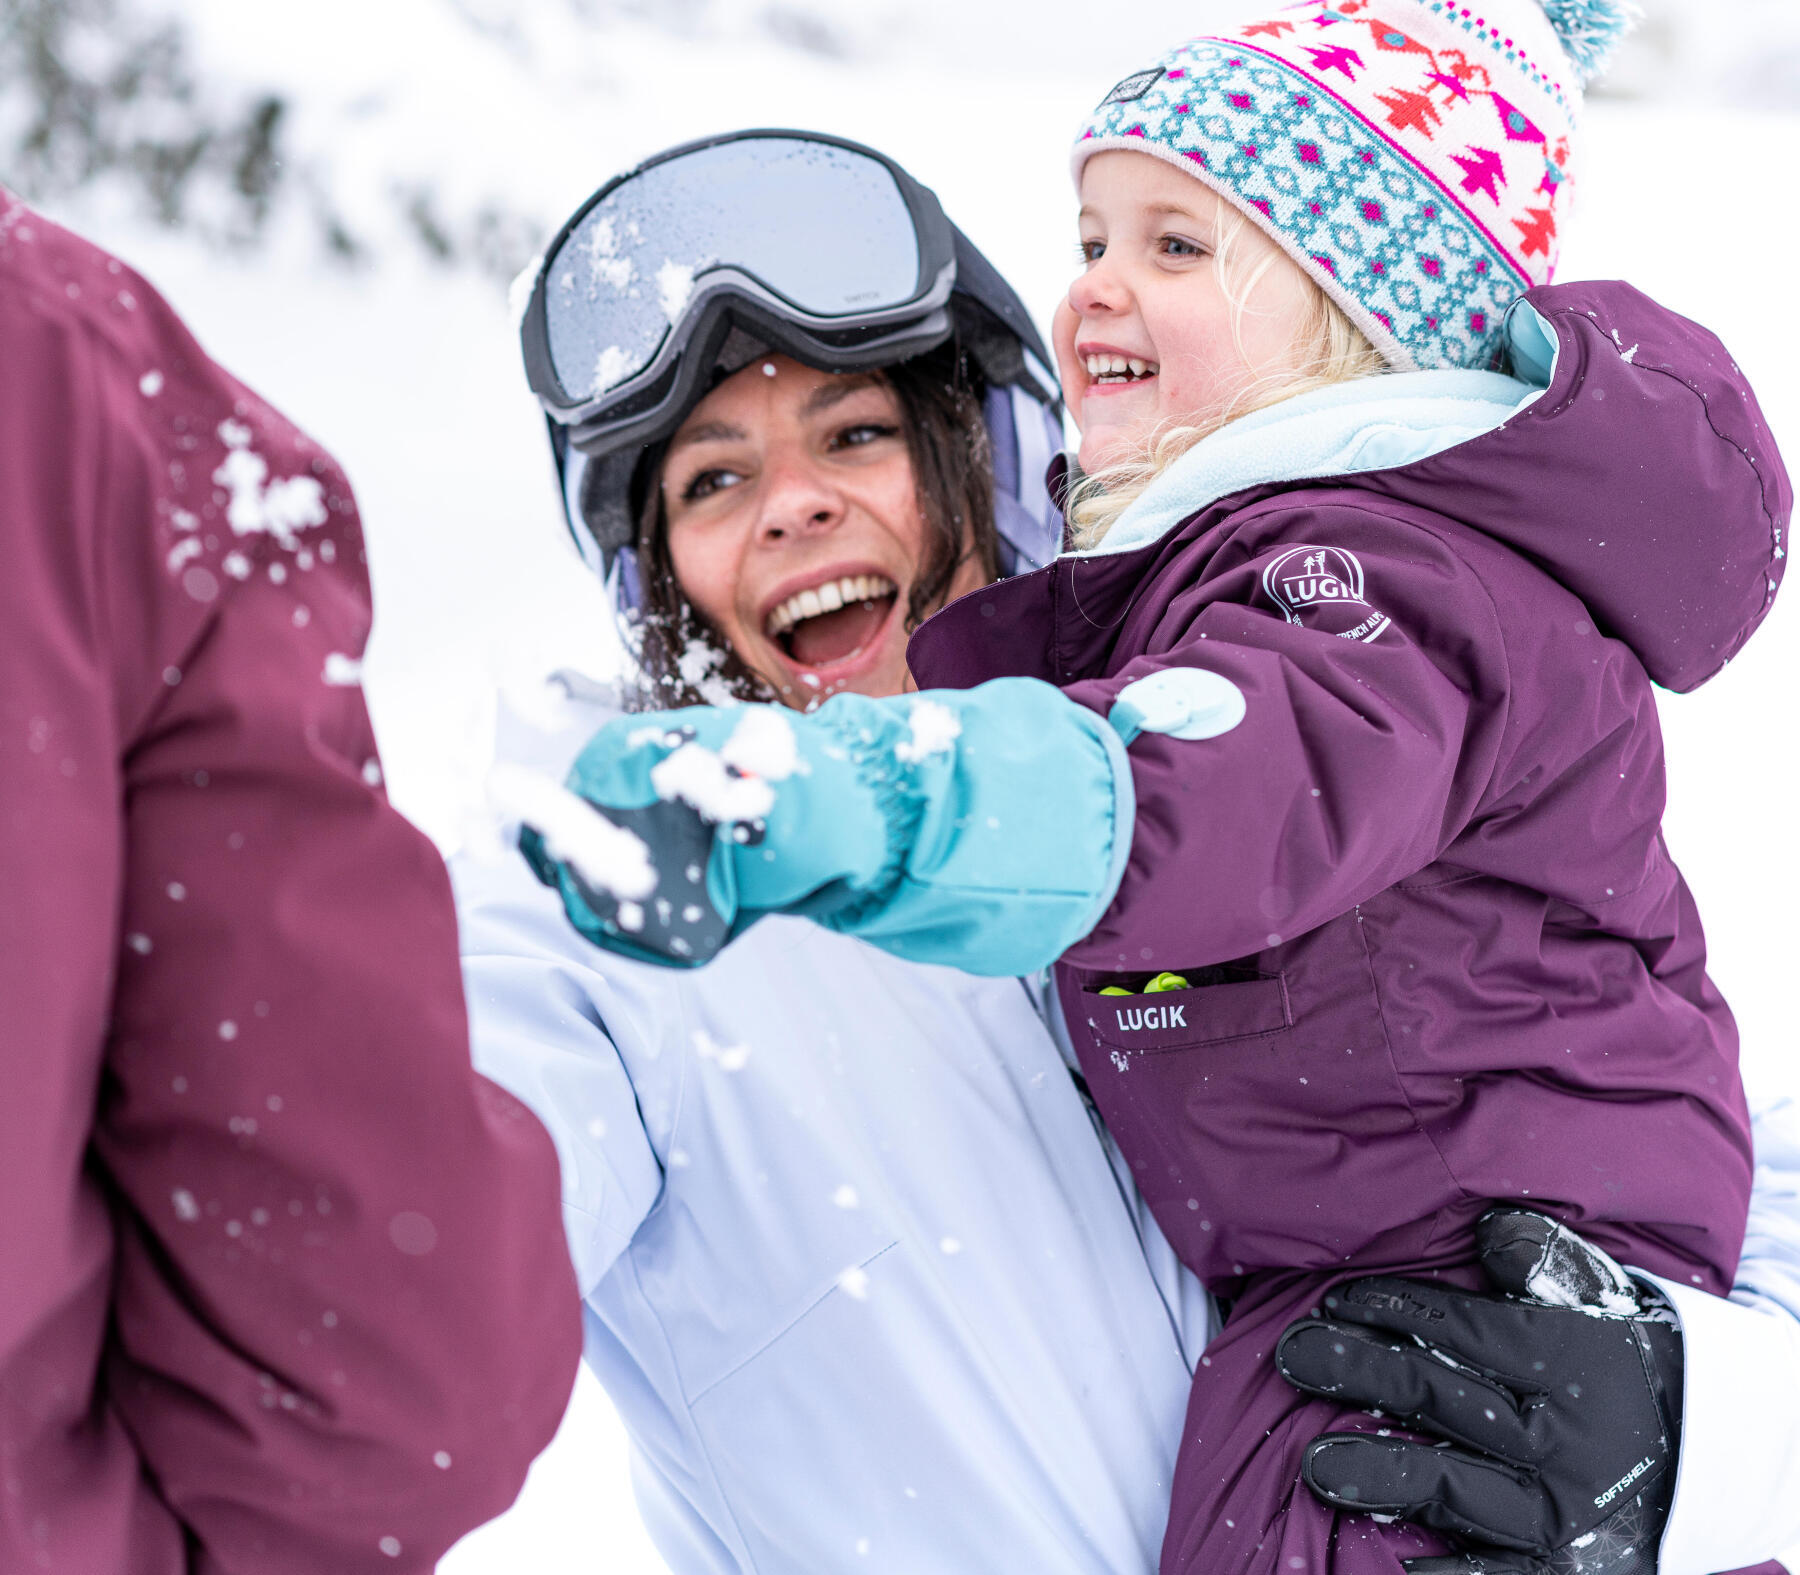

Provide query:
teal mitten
left=520, top=679, right=1133, bottom=976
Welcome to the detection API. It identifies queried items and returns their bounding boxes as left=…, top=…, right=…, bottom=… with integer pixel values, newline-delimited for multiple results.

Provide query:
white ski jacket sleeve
left=1651, top=1095, right=1800, bottom=1575
left=456, top=876, right=665, bottom=1299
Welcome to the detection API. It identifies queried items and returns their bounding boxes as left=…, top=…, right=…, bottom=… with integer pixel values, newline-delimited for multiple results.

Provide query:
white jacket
left=456, top=681, right=1800, bottom=1575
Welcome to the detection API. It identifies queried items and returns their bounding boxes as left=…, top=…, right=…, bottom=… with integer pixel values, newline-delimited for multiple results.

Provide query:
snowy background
left=5, top=1, right=1798, bottom=1568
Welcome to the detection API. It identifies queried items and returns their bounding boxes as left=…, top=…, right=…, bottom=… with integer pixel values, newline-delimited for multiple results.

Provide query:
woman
left=464, top=130, right=1800, bottom=1574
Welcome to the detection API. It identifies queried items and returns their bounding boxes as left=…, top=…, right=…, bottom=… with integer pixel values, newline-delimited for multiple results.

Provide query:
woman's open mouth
left=764, top=573, right=900, bottom=670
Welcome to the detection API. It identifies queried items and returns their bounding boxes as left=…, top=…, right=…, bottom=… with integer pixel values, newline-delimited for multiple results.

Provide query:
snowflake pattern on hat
left=1074, top=0, right=1586, bottom=371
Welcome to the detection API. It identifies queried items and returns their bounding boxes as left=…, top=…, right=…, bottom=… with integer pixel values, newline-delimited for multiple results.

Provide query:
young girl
left=526, top=1, right=1790, bottom=1568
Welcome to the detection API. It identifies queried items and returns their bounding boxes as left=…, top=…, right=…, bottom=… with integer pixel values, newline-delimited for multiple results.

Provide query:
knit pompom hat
left=1073, top=0, right=1638, bottom=371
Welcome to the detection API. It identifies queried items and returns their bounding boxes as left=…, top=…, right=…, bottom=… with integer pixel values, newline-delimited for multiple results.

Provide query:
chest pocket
left=1062, top=911, right=1454, bottom=1285
left=1086, top=969, right=1289, bottom=1055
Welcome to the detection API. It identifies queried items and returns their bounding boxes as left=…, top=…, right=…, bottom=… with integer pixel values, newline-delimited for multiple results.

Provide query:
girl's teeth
left=1084, top=353, right=1157, bottom=380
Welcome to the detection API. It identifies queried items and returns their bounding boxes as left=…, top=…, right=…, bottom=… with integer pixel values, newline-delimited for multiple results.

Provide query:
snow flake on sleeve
left=321, top=653, right=364, bottom=687
left=212, top=420, right=328, bottom=549
left=836, top=1265, right=871, bottom=1300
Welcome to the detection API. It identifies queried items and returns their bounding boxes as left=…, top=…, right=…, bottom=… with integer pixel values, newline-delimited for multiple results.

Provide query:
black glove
left=1275, top=1209, right=1684, bottom=1574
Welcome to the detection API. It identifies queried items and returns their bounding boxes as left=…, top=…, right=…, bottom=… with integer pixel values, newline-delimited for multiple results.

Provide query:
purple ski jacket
left=0, top=196, right=579, bottom=1573
left=910, top=280, right=1785, bottom=1303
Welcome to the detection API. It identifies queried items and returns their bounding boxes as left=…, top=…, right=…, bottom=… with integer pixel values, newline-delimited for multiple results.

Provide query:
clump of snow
left=676, top=636, right=737, bottom=706
left=593, top=344, right=635, bottom=393
left=651, top=740, right=775, bottom=824
left=656, top=258, right=697, bottom=323
left=213, top=421, right=328, bottom=548
left=140, top=370, right=164, bottom=397
left=832, top=1184, right=860, bottom=1209
left=488, top=763, right=658, bottom=901
left=894, top=699, right=962, bottom=764
left=171, top=1188, right=201, bottom=1222
left=323, top=652, right=364, bottom=686
left=719, top=706, right=801, bottom=782
left=1522, top=1233, right=1641, bottom=1318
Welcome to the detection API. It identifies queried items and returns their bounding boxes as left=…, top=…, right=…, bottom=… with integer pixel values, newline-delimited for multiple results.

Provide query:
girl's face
left=1054, top=150, right=1318, bottom=474
left=660, top=355, right=985, bottom=706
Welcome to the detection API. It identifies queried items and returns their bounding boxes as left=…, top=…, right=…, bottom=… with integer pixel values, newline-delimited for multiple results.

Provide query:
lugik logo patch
left=1262, top=545, right=1392, bottom=644
left=1113, top=1002, right=1188, bottom=1033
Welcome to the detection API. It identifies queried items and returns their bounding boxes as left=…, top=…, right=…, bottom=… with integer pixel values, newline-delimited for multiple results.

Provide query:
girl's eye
left=1160, top=234, right=1206, bottom=258
left=679, top=467, right=744, bottom=503
left=831, top=422, right=899, bottom=451
left=1077, top=238, right=1105, bottom=264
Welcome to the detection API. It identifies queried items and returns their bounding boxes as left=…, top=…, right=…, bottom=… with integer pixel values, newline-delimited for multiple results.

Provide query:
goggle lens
left=543, top=137, right=924, bottom=404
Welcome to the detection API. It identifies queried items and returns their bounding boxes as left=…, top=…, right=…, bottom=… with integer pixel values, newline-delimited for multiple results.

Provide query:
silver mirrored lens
left=545, top=138, right=922, bottom=403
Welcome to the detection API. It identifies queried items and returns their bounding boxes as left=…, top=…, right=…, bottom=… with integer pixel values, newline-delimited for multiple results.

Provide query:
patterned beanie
left=1073, top=0, right=1638, bottom=371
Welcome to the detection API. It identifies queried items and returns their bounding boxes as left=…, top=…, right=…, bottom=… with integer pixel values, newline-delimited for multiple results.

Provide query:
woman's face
left=660, top=354, right=984, bottom=705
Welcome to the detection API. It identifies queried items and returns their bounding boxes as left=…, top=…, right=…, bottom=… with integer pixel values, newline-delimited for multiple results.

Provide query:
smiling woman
left=641, top=345, right=998, bottom=706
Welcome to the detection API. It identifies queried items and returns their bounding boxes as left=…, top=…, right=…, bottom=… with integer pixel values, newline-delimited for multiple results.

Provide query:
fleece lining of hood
left=1070, top=302, right=1559, bottom=560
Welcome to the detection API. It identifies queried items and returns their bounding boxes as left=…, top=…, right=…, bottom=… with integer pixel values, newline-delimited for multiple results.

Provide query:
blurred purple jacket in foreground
left=912, top=281, right=1791, bottom=1573
left=0, top=195, right=579, bottom=1573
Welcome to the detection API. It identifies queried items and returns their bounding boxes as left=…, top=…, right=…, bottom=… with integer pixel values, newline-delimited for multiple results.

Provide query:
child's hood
left=1077, top=281, right=1791, bottom=695
left=1368, top=282, right=1789, bottom=694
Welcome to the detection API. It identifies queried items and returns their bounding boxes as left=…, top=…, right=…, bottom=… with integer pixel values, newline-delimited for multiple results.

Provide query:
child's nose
left=1067, top=256, right=1128, bottom=317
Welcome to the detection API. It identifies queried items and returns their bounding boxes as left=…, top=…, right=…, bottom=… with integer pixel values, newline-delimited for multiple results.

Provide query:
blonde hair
left=1066, top=205, right=1388, bottom=549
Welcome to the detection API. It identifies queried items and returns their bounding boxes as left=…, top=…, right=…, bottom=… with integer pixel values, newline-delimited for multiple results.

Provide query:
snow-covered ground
left=14, top=4, right=1800, bottom=1570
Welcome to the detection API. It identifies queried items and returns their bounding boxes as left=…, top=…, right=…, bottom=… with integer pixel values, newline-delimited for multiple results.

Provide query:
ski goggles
left=521, top=129, right=962, bottom=459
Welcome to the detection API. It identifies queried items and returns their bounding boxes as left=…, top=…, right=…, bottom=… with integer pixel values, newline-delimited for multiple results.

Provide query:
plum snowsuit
left=0, top=195, right=579, bottom=1572
left=908, top=281, right=1788, bottom=1573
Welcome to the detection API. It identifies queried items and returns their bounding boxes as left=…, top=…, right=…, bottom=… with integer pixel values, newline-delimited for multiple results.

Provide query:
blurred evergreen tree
left=0, top=0, right=290, bottom=243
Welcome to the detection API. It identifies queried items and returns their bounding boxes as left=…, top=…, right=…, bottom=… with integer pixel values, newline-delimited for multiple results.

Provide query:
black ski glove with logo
left=1276, top=1209, right=1684, bottom=1574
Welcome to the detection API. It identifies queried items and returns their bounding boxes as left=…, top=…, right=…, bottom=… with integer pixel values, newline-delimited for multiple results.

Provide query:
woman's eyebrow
left=803, top=375, right=885, bottom=417
left=668, top=419, right=747, bottom=452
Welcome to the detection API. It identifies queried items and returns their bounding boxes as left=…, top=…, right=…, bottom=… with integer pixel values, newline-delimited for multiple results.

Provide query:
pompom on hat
left=1073, top=0, right=1640, bottom=371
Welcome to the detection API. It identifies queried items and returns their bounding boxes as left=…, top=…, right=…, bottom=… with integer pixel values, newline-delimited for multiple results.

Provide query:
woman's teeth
left=1085, top=353, right=1158, bottom=384
left=765, top=574, right=897, bottom=637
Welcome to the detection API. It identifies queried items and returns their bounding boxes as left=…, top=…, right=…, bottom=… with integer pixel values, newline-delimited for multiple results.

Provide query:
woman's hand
left=1276, top=1209, right=1682, bottom=1574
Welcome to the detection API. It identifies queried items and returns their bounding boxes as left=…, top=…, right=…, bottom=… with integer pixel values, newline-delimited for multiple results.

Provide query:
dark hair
left=624, top=343, right=998, bottom=710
